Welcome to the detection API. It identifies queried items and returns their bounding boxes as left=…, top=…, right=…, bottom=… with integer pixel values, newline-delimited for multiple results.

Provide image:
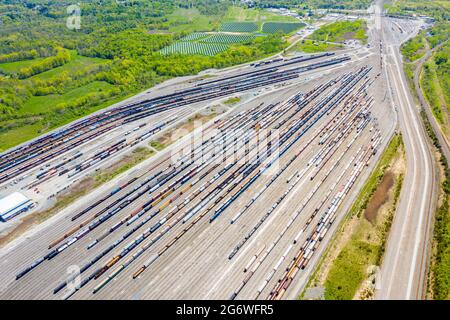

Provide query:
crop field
left=161, top=32, right=260, bottom=56
left=179, top=32, right=209, bottom=42
left=201, top=33, right=256, bottom=44
left=219, top=22, right=259, bottom=33
left=160, top=42, right=229, bottom=56
left=223, top=6, right=299, bottom=23
left=262, top=22, right=305, bottom=34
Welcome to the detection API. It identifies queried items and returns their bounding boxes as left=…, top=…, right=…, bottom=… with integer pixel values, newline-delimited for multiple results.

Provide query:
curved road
left=413, top=42, right=450, bottom=161
left=375, top=0, right=437, bottom=300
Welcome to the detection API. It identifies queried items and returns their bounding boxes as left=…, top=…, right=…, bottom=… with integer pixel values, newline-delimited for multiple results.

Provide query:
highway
left=375, top=0, right=436, bottom=300
left=413, top=43, right=450, bottom=161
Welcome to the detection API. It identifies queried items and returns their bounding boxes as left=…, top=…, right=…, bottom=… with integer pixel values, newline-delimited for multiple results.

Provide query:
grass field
left=223, top=6, right=299, bottom=24
left=0, top=122, right=44, bottom=153
left=302, top=134, right=404, bottom=300
left=0, top=91, right=134, bottom=153
left=294, top=39, right=344, bottom=53
left=324, top=135, right=403, bottom=300
left=0, top=50, right=107, bottom=79
left=0, top=57, right=46, bottom=75
left=28, top=51, right=108, bottom=81
left=164, top=8, right=221, bottom=33
left=223, top=96, right=241, bottom=105
left=18, top=81, right=114, bottom=115
left=419, top=43, right=449, bottom=140
left=310, top=20, right=368, bottom=44
left=401, top=34, right=427, bottom=62
left=0, top=51, right=114, bottom=151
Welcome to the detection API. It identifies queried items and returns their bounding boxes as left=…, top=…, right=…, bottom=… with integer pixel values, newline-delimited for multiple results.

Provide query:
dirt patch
left=151, top=111, right=219, bottom=149
left=364, top=171, right=395, bottom=223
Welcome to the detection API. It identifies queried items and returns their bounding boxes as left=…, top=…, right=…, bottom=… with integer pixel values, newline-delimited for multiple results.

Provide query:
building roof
left=0, top=192, right=30, bottom=217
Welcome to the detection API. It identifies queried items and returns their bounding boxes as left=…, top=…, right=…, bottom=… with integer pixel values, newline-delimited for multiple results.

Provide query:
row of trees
left=251, top=0, right=371, bottom=10
left=0, top=49, right=39, bottom=63
left=16, top=47, right=71, bottom=79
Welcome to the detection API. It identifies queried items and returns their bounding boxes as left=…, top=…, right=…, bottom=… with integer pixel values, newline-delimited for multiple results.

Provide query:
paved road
left=413, top=43, right=450, bottom=161
left=375, top=0, right=437, bottom=300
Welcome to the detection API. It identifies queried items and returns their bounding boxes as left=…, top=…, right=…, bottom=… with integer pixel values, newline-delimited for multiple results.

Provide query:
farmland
left=179, top=33, right=210, bottom=42
left=262, top=22, right=306, bottom=34
left=201, top=33, right=256, bottom=44
left=160, top=42, right=229, bottom=56
left=160, top=33, right=258, bottom=56
left=219, top=22, right=259, bottom=33
left=222, top=6, right=300, bottom=24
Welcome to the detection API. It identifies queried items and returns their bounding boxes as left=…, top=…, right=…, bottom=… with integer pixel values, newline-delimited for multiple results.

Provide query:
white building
left=0, top=192, right=32, bottom=222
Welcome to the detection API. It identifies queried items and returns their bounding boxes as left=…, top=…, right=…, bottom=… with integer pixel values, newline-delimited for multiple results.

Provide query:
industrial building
left=0, top=192, right=32, bottom=222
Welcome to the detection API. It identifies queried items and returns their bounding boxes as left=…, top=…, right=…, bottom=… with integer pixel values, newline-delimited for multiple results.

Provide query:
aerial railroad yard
left=0, top=0, right=439, bottom=301
left=0, top=34, right=397, bottom=299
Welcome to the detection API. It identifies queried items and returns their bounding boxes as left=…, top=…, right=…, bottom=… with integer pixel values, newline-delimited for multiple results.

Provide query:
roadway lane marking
left=390, top=44, right=432, bottom=299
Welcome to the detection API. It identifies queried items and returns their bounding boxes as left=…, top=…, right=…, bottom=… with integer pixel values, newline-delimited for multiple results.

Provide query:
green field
left=294, top=39, right=344, bottom=53
left=223, top=6, right=299, bottom=23
left=421, top=46, right=450, bottom=135
left=28, top=51, right=108, bottom=81
left=310, top=20, right=368, bottom=43
left=219, top=22, right=259, bottom=33
left=0, top=51, right=113, bottom=151
left=179, top=32, right=210, bottom=42
left=161, top=32, right=259, bottom=56
left=160, top=42, right=229, bottom=56
left=18, top=81, right=114, bottom=115
left=0, top=57, right=46, bottom=75
left=401, top=34, right=427, bottom=62
left=163, top=8, right=221, bottom=33
left=320, top=135, right=404, bottom=300
left=0, top=122, right=44, bottom=153
left=201, top=33, right=256, bottom=44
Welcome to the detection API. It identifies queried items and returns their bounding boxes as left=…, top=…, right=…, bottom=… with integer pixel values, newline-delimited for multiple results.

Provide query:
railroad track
left=1, top=65, right=387, bottom=300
